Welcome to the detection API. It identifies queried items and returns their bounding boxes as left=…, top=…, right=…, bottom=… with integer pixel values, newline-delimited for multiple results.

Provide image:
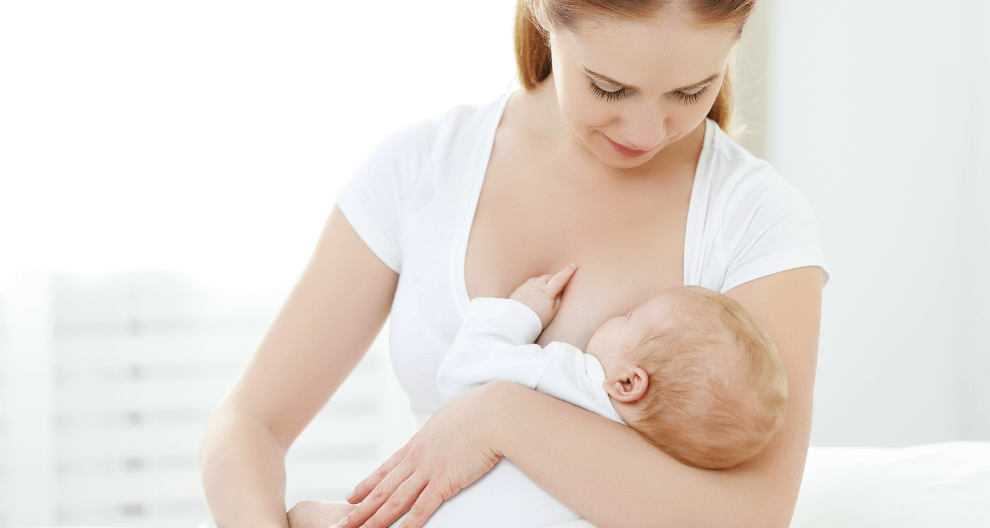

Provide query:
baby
left=290, top=263, right=787, bottom=528
left=438, top=262, right=788, bottom=470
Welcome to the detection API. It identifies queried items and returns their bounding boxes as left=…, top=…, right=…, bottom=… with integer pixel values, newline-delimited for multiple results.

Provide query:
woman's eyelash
left=589, top=81, right=626, bottom=102
left=672, top=85, right=711, bottom=105
left=589, top=79, right=712, bottom=105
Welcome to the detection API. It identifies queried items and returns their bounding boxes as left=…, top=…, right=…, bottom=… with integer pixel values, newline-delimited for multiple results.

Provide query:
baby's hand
left=509, top=263, right=577, bottom=328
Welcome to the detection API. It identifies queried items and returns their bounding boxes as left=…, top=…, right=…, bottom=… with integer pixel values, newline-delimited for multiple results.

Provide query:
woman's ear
left=602, top=367, right=649, bottom=403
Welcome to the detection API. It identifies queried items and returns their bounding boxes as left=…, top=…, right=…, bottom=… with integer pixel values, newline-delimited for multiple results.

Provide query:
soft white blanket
left=544, top=442, right=990, bottom=528
left=791, top=441, right=990, bottom=528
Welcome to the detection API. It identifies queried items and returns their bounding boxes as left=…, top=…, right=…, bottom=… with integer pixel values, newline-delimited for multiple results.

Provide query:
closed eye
left=589, top=80, right=628, bottom=102
left=671, top=84, right=712, bottom=105
left=590, top=78, right=712, bottom=106
left=584, top=66, right=721, bottom=106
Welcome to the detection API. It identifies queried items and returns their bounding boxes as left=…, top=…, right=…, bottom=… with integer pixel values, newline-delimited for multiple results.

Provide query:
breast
left=465, top=206, right=686, bottom=350
left=465, top=118, right=694, bottom=351
left=536, top=264, right=662, bottom=350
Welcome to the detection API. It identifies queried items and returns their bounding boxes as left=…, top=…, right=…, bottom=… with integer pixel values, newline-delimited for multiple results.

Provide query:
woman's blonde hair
left=513, top=0, right=756, bottom=132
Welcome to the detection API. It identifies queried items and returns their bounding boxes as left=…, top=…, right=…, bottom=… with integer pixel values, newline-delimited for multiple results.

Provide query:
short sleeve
left=334, top=118, right=440, bottom=274
left=718, top=163, right=830, bottom=293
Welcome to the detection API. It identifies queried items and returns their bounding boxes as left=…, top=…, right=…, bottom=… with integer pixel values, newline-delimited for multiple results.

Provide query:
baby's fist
left=509, top=263, right=577, bottom=328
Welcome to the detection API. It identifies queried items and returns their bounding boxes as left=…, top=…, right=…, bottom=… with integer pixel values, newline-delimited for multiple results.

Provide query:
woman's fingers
left=396, top=481, right=451, bottom=528
left=348, top=446, right=407, bottom=504
left=343, top=457, right=416, bottom=527
left=360, top=473, right=430, bottom=528
left=343, top=384, right=504, bottom=528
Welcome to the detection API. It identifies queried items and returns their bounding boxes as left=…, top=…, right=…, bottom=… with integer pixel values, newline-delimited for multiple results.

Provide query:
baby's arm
left=436, top=264, right=577, bottom=401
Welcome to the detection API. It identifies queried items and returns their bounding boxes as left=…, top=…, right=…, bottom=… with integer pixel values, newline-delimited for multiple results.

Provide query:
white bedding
left=543, top=442, right=990, bottom=528
left=791, top=441, right=990, bottom=527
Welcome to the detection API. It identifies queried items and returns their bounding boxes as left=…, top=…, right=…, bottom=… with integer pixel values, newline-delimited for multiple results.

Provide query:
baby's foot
left=287, top=499, right=357, bottom=528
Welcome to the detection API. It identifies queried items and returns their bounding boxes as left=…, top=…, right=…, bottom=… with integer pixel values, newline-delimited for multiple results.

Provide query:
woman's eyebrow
left=674, top=73, right=722, bottom=92
left=584, top=67, right=722, bottom=92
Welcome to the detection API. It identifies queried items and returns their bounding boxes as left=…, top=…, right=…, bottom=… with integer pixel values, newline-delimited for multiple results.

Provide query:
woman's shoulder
left=703, top=122, right=785, bottom=189
left=688, top=119, right=829, bottom=291
left=437, top=92, right=515, bottom=135
left=345, top=92, right=513, bottom=191
left=335, top=92, right=513, bottom=274
left=698, top=120, right=812, bottom=216
left=376, top=92, right=514, bottom=160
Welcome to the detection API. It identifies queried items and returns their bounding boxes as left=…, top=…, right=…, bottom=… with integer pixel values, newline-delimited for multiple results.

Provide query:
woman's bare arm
left=199, top=205, right=399, bottom=528
left=345, top=266, right=821, bottom=528
left=497, top=266, right=822, bottom=528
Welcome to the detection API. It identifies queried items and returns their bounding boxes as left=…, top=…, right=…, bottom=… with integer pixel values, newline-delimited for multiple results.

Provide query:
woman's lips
left=604, top=135, right=649, bottom=158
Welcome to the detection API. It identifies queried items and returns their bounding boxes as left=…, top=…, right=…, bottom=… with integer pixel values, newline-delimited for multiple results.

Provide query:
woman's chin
left=590, top=141, right=660, bottom=169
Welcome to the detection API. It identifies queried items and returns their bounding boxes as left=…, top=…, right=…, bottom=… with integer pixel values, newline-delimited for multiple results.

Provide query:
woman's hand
left=337, top=382, right=508, bottom=528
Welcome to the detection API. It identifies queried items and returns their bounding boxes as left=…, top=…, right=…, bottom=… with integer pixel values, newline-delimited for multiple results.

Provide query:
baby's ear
left=603, top=367, right=649, bottom=403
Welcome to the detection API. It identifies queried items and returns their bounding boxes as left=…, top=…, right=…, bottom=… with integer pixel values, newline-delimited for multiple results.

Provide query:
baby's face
left=586, top=292, right=679, bottom=374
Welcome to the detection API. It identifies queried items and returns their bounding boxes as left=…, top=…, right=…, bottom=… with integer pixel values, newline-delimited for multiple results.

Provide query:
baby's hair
left=628, top=286, right=787, bottom=469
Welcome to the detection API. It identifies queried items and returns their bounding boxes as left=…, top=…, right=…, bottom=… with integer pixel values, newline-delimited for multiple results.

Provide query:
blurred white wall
left=0, top=0, right=519, bottom=288
left=769, top=0, right=990, bottom=446
left=0, top=1, right=517, bottom=526
left=0, top=268, right=413, bottom=527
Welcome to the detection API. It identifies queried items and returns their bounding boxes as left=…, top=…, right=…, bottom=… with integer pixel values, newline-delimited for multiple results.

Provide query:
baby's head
left=587, top=286, right=787, bottom=469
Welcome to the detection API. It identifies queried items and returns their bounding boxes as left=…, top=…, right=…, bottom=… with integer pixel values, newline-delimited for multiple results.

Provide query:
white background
left=1, top=0, right=988, bottom=526
left=770, top=0, right=990, bottom=445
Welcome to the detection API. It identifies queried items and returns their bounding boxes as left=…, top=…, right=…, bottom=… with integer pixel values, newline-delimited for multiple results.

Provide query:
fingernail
left=332, top=517, right=349, bottom=528
left=345, top=489, right=356, bottom=501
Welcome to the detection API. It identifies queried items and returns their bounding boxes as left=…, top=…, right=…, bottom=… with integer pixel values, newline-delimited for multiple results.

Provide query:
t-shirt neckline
left=454, top=92, right=716, bottom=313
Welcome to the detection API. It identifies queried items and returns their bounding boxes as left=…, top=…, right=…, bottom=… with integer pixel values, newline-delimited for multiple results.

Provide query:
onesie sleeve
left=436, top=298, right=557, bottom=402
left=534, top=343, right=625, bottom=423
left=437, top=298, right=624, bottom=422
left=334, top=118, right=440, bottom=274
left=717, top=162, right=830, bottom=293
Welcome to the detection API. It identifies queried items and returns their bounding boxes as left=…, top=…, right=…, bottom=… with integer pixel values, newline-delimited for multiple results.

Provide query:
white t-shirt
left=337, top=90, right=828, bottom=428
left=425, top=296, right=623, bottom=528
left=335, top=90, right=829, bottom=526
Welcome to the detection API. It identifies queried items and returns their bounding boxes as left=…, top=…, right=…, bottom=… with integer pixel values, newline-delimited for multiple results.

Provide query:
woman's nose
left=616, top=104, right=665, bottom=151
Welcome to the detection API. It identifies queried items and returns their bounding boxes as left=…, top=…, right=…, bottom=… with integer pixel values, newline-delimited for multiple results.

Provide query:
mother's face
left=546, top=11, right=738, bottom=168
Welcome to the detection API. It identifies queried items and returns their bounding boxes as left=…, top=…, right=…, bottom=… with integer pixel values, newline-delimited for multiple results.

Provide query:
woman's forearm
left=199, top=206, right=400, bottom=528
left=200, top=408, right=291, bottom=528
left=494, top=382, right=797, bottom=528
left=496, top=268, right=822, bottom=528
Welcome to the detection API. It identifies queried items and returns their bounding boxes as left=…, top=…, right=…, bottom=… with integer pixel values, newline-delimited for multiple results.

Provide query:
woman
left=200, top=1, right=828, bottom=527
